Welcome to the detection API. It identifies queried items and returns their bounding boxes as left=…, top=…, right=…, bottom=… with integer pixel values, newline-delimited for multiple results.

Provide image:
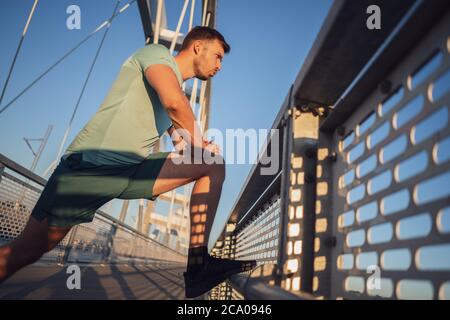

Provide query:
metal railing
left=212, top=0, right=450, bottom=300
left=0, top=153, right=186, bottom=266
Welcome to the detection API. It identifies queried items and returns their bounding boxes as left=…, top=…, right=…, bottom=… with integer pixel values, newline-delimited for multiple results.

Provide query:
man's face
left=193, top=39, right=225, bottom=81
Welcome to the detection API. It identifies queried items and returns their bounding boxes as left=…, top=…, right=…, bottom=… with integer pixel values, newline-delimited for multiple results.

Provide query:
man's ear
left=193, top=40, right=202, bottom=55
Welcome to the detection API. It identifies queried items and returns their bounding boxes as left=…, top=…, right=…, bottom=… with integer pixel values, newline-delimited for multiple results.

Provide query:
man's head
left=180, top=26, right=230, bottom=80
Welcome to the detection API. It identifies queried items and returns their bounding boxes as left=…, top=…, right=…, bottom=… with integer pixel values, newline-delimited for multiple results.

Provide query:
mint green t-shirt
left=63, top=44, right=183, bottom=166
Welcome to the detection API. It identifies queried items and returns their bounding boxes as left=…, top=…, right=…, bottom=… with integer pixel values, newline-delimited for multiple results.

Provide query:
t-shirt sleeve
left=132, top=44, right=175, bottom=74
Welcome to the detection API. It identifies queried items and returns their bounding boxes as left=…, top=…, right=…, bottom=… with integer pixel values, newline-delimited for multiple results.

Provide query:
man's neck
left=174, top=52, right=196, bottom=82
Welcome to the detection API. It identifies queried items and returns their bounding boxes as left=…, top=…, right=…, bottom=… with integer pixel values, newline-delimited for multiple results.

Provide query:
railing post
left=118, top=200, right=129, bottom=223
left=275, top=103, right=293, bottom=287
left=313, top=128, right=336, bottom=299
left=61, top=225, right=78, bottom=264
left=220, top=222, right=236, bottom=299
left=223, top=222, right=236, bottom=259
left=104, top=222, right=118, bottom=264
left=276, top=96, right=320, bottom=294
left=298, top=129, right=318, bottom=293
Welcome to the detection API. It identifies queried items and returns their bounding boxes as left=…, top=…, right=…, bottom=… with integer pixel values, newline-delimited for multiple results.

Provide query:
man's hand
left=167, top=124, right=221, bottom=154
left=168, top=125, right=187, bottom=152
left=204, top=139, right=221, bottom=155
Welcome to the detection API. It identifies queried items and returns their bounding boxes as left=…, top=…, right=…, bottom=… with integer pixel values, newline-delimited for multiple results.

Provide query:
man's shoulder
left=132, top=43, right=171, bottom=58
left=146, top=43, right=169, bottom=50
left=127, top=43, right=182, bottom=84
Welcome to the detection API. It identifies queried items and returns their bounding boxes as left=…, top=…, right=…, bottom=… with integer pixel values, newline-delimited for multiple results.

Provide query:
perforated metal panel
left=234, top=196, right=281, bottom=265
left=0, top=170, right=72, bottom=262
left=0, top=174, right=43, bottom=243
left=327, top=13, right=450, bottom=300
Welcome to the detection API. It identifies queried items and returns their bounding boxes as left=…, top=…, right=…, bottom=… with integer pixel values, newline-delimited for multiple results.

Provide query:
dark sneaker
left=184, top=255, right=257, bottom=298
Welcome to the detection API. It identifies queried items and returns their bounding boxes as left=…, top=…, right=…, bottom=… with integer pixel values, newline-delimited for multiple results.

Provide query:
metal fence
left=0, top=153, right=186, bottom=266
left=212, top=0, right=450, bottom=300
left=324, top=9, right=450, bottom=301
left=234, top=195, right=281, bottom=265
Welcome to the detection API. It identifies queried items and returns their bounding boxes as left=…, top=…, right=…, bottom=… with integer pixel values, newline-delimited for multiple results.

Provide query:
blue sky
left=0, top=0, right=333, bottom=249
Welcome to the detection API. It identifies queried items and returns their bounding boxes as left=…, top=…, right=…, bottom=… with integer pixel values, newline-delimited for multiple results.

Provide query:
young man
left=0, top=26, right=256, bottom=298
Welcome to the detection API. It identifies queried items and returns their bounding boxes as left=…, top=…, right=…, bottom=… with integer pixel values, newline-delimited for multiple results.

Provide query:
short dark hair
left=181, top=26, right=230, bottom=53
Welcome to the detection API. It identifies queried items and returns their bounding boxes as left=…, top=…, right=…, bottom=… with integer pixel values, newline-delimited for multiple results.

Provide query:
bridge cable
left=53, top=0, right=122, bottom=166
left=0, top=0, right=39, bottom=107
left=0, top=0, right=137, bottom=116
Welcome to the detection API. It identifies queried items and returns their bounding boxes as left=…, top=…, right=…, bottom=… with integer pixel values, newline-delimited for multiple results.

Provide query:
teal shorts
left=31, top=151, right=171, bottom=228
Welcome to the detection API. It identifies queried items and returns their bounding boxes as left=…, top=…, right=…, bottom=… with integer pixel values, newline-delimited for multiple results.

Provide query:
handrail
left=0, top=153, right=47, bottom=186
left=237, top=170, right=283, bottom=226
left=228, top=274, right=315, bottom=300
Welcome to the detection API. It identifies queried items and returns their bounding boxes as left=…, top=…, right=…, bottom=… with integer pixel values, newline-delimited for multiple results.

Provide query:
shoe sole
left=185, top=261, right=257, bottom=298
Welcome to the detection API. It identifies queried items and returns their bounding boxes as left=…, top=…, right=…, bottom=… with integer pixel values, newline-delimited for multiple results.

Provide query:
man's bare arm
left=145, top=64, right=206, bottom=149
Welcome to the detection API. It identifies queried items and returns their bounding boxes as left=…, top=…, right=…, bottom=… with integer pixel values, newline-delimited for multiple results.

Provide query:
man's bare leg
left=152, top=152, right=256, bottom=297
left=0, top=216, right=71, bottom=284
left=152, top=151, right=225, bottom=249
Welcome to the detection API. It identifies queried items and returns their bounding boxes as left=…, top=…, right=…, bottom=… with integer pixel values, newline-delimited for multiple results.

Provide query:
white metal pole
left=188, top=0, right=196, bottom=31
left=138, top=199, right=145, bottom=232
left=202, top=0, right=209, bottom=26
left=205, top=12, right=211, bottom=26
left=197, top=80, right=207, bottom=120
left=29, top=125, right=53, bottom=173
left=167, top=189, right=176, bottom=227
left=181, top=0, right=197, bottom=239
left=153, top=0, right=164, bottom=44
left=169, top=0, right=190, bottom=54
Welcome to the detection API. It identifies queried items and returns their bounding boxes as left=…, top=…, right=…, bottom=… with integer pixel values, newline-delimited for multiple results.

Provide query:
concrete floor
left=0, top=263, right=193, bottom=300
